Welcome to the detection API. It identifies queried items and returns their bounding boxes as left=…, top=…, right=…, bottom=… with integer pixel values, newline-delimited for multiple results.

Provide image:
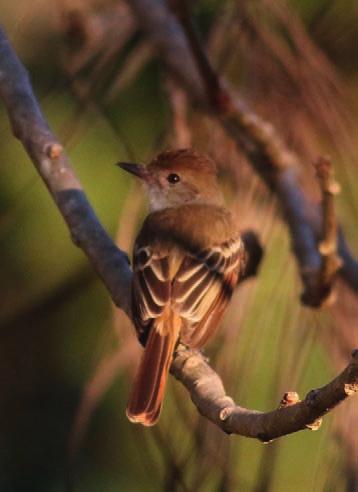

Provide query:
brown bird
left=118, top=149, right=245, bottom=426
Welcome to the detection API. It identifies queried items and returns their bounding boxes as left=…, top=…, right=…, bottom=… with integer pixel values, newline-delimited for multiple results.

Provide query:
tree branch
left=0, top=26, right=356, bottom=440
left=171, top=346, right=358, bottom=441
left=0, top=26, right=132, bottom=317
left=128, top=0, right=358, bottom=304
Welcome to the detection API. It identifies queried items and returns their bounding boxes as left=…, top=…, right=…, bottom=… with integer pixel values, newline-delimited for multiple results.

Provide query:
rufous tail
left=126, top=318, right=179, bottom=426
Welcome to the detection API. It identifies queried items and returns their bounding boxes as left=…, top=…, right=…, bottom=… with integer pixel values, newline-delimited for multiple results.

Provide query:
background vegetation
left=0, top=1, right=357, bottom=491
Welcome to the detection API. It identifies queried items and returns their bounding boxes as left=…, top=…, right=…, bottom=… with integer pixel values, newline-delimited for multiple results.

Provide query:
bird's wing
left=172, top=235, right=244, bottom=348
left=131, top=244, right=172, bottom=343
left=132, top=234, right=244, bottom=347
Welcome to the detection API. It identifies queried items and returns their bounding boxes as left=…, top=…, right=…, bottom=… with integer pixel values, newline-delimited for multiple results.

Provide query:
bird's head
left=117, top=149, right=223, bottom=211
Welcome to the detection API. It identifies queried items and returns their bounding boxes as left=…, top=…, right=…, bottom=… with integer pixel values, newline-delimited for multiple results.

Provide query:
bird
left=117, top=149, right=246, bottom=426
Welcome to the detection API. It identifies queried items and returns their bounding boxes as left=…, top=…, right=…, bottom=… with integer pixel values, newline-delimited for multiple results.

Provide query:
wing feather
left=173, top=235, right=243, bottom=347
left=182, top=271, right=238, bottom=348
left=132, top=233, right=243, bottom=348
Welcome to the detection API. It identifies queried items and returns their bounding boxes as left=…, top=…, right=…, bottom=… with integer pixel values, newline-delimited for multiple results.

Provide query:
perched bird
left=118, top=149, right=246, bottom=426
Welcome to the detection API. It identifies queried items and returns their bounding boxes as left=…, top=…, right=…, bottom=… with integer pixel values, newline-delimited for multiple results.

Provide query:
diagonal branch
left=0, top=26, right=356, bottom=440
left=128, top=0, right=358, bottom=305
left=0, top=26, right=132, bottom=318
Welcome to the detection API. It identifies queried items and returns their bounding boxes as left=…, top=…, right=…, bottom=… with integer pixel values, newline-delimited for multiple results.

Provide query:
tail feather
left=126, top=318, right=179, bottom=426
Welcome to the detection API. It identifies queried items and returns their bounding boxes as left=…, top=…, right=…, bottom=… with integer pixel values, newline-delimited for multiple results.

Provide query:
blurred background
left=0, top=0, right=357, bottom=491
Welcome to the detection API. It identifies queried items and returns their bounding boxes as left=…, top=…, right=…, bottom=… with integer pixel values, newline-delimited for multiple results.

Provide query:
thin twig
left=305, top=155, right=343, bottom=306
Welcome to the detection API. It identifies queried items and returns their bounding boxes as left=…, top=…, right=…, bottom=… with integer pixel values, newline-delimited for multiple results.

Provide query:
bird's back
left=132, top=203, right=243, bottom=347
left=136, top=203, right=239, bottom=253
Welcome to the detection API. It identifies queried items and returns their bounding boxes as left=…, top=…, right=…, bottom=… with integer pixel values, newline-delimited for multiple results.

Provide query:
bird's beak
left=116, top=161, right=152, bottom=181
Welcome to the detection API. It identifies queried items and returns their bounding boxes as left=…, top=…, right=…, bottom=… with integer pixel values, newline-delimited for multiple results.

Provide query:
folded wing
left=173, top=235, right=243, bottom=347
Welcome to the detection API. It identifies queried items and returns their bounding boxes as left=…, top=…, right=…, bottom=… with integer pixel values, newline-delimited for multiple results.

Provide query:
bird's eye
left=167, top=173, right=180, bottom=184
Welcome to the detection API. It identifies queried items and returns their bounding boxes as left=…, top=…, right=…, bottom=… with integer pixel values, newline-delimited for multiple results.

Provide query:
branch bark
left=0, top=26, right=356, bottom=440
left=312, top=156, right=343, bottom=305
left=0, top=26, right=132, bottom=317
left=171, top=347, right=358, bottom=441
